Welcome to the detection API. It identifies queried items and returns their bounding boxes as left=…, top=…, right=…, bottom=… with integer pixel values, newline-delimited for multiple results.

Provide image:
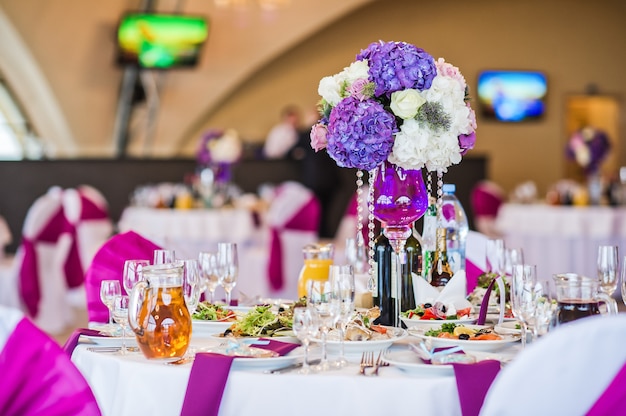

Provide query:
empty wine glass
left=122, top=259, right=150, bottom=295
left=307, top=279, right=340, bottom=372
left=329, top=264, right=355, bottom=368
left=198, top=251, right=220, bottom=303
left=292, top=305, right=320, bottom=374
left=345, top=235, right=368, bottom=274
left=112, top=295, right=131, bottom=354
left=486, top=239, right=506, bottom=276
left=597, top=245, right=619, bottom=296
left=532, top=279, right=556, bottom=338
left=153, top=249, right=176, bottom=265
left=504, top=247, right=525, bottom=276
left=510, top=264, right=537, bottom=348
left=181, top=259, right=202, bottom=315
left=100, top=280, right=121, bottom=330
left=217, top=243, right=238, bottom=306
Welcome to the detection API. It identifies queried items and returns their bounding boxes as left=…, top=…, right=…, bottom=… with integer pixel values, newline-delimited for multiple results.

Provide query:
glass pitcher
left=128, top=262, right=192, bottom=361
left=553, top=273, right=618, bottom=325
left=297, top=243, right=334, bottom=298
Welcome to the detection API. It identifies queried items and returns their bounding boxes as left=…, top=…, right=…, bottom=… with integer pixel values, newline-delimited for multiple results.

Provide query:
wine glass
left=153, top=249, right=176, bottom=265
left=100, top=280, right=121, bottom=330
left=621, top=255, right=626, bottom=307
left=532, top=279, right=556, bottom=338
left=181, top=259, right=201, bottom=315
left=597, top=245, right=619, bottom=296
left=198, top=251, right=220, bottom=303
left=504, top=247, right=525, bottom=276
left=217, top=243, right=238, bottom=306
left=122, top=259, right=150, bottom=295
left=329, top=264, right=355, bottom=368
left=292, top=305, right=320, bottom=374
left=486, top=239, right=506, bottom=276
left=307, top=279, right=340, bottom=372
left=345, top=236, right=368, bottom=274
left=510, top=264, right=537, bottom=348
left=112, top=295, right=131, bottom=354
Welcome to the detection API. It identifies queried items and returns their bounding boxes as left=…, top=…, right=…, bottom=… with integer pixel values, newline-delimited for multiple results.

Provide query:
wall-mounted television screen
left=476, top=70, right=547, bottom=122
left=116, top=13, right=209, bottom=69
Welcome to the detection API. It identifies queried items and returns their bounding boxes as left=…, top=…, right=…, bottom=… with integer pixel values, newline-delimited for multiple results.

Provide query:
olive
left=424, top=303, right=432, bottom=308
left=441, top=305, right=447, bottom=313
left=224, top=328, right=232, bottom=335
left=458, top=333, right=470, bottom=340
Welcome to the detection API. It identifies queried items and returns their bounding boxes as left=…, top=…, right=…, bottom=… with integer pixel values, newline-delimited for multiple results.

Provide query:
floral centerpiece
left=310, top=40, right=476, bottom=173
left=195, top=129, right=243, bottom=207
left=565, top=126, right=611, bottom=175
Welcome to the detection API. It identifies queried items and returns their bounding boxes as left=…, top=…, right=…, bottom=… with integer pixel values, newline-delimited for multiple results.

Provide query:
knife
left=266, top=359, right=322, bottom=374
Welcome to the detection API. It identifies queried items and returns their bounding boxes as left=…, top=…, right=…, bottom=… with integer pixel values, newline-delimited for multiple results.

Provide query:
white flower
left=209, top=129, right=242, bottom=163
left=390, top=89, right=425, bottom=119
left=340, top=60, right=370, bottom=84
left=318, top=75, right=342, bottom=106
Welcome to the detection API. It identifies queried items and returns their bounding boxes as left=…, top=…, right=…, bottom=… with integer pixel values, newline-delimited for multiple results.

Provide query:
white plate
left=81, top=334, right=138, bottom=347
left=494, top=321, right=522, bottom=335
left=400, top=316, right=478, bottom=329
left=231, top=347, right=305, bottom=371
left=408, top=325, right=519, bottom=352
left=383, top=349, right=454, bottom=376
left=315, top=327, right=407, bottom=355
left=192, top=320, right=236, bottom=337
left=210, top=332, right=300, bottom=344
left=486, top=314, right=517, bottom=323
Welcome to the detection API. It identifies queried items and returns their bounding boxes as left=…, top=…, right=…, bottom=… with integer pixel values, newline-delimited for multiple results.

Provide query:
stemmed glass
left=532, top=279, right=556, bottom=338
left=198, top=251, right=220, bottom=303
left=292, top=305, right=320, bottom=374
left=217, top=243, right=238, bottom=306
left=345, top=236, right=368, bottom=274
left=307, top=279, right=340, bottom=372
left=486, top=239, right=506, bottom=276
left=112, top=295, right=131, bottom=354
left=181, top=259, right=202, bottom=315
left=329, top=264, right=355, bottom=368
left=100, top=280, right=121, bottom=330
left=621, top=255, right=626, bottom=307
left=122, top=259, right=150, bottom=295
left=510, top=264, right=537, bottom=348
left=597, top=245, right=619, bottom=296
left=153, top=249, right=176, bottom=265
left=504, top=247, right=525, bottom=276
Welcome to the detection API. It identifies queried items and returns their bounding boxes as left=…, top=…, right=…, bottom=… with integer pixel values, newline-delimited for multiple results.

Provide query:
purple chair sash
left=586, top=360, right=626, bottom=415
left=465, top=259, right=483, bottom=295
left=63, top=328, right=109, bottom=357
left=84, top=231, right=161, bottom=322
left=0, top=318, right=101, bottom=415
left=267, top=197, right=320, bottom=291
left=453, top=360, right=501, bottom=416
left=18, top=206, right=69, bottom=317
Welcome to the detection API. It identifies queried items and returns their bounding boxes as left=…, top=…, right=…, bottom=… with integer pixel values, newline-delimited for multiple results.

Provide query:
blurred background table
left=496, top=203, right=626, bottom=280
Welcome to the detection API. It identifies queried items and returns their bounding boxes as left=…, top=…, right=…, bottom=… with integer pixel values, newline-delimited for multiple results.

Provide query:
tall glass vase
left=371, top=161, right=429, bottom=326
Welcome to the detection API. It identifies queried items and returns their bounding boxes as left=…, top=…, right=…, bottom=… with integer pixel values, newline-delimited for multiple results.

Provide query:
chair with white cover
left=465, top=230, right=489, bottom=294
left=266, top=181, right=320, bottom=300
left=333, top=185, right=369, bottom=263
left=470, top=180, right=505, bottom=239
left=481, top=314, right=626, bottom=416
left=0, top=305, right=101, bottom=415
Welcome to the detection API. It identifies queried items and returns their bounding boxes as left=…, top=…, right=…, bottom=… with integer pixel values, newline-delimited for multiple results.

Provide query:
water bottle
left=439, top=184, right=468, bottom=275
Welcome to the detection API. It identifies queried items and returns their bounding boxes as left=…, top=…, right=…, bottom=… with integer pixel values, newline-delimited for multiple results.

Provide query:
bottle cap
left=442, top=183, right=456, bottom=194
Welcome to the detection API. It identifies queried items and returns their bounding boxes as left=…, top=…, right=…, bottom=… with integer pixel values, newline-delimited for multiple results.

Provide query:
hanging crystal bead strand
left=355, top=170, right=365, bottom=264
left=366, top=168, right=376, bottom=292
left=436, top=170, right=444, bottom=219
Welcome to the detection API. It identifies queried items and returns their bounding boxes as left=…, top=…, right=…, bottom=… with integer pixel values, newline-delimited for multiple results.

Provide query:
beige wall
left=1, top=0, right=625, bottom=196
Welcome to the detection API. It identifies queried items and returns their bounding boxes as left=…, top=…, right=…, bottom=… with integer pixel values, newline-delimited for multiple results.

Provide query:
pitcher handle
left=129, top=280, right=148, bottom=336
left=597, top=292, right=618, bottom=316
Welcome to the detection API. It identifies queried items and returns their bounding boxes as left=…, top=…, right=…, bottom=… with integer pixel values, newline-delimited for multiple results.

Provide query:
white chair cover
left=481, top=314, right=626, bottom=415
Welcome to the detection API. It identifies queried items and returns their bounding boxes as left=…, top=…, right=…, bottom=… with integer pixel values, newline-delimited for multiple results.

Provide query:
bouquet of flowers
left=565, top=126, right=611, bottom=175
left=196, top=128, right=243, bottom=166
left=310, top=40, right=476, bottom=172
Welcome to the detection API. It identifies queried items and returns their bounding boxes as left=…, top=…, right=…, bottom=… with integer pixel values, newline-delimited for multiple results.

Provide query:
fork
left=369, top=350, right=390, bottom=376
left=359, top=351, right=374, bottom=375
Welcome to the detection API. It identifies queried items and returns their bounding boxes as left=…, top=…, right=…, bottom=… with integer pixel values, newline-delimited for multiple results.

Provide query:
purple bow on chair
left=267, top=196, right=320, bottom=291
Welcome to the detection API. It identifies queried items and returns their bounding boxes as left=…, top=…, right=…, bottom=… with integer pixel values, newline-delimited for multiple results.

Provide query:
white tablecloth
left=71, top=336, right=518, bottom=416
left=496, top=203, right=626, bottom=280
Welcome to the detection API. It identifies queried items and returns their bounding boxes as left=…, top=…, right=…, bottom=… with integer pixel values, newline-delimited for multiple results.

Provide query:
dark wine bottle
left=401, top=223, right=421, bottom=311
left=372, top=226, right=395, bottom=326
left=431, top=227, right=453, bottom=288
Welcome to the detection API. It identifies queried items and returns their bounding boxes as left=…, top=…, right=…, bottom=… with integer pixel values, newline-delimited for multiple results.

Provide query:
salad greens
left=225, top=305, right=292, bottom=337
left=192, top=302, right=236, bottom=321
left=424, top=322, right=458, bottom=337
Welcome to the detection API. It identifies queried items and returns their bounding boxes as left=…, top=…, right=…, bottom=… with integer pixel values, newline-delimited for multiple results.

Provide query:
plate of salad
left=400, top=302, right=477, bottom=329
left=409, top=323, right=519, bottom=352
left=211, top=303, right=302, bottom=342
left=192, top=302, right=240, bottom=336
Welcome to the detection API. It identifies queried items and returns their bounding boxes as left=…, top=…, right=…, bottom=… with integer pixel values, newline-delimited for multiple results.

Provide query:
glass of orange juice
left=297, top=243, right=334, bottom=298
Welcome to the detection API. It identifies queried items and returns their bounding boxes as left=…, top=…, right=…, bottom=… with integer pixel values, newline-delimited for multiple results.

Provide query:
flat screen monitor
left=116, top=13, right=209, bottom=69
left=476, top=70, right=547, bottom=122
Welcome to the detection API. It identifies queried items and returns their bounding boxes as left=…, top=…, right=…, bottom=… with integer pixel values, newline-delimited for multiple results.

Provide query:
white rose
left=341, top=60, right=370, bottom=84
left=318, top=75, right=342, bottom=106
left=390, top=89, right=425, bottom=119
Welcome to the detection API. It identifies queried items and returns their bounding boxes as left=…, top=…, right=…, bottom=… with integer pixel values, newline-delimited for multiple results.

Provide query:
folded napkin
left=452, top=360, right=501, bottom=416
left=63, top=328, right=109, bottom=356
left=413, top=270, right=472, bottom=312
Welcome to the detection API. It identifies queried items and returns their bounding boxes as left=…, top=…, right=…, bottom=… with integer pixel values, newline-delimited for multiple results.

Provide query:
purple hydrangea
left=196, top=129, right=223, bottom=165
left=326, top=96, right=397, bottom=170
left=356, top=41, right=437, bottom=98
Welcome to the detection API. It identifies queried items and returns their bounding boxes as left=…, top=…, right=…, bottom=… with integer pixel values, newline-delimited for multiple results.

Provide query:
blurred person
left=263, top=105, right=302, bottom=159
